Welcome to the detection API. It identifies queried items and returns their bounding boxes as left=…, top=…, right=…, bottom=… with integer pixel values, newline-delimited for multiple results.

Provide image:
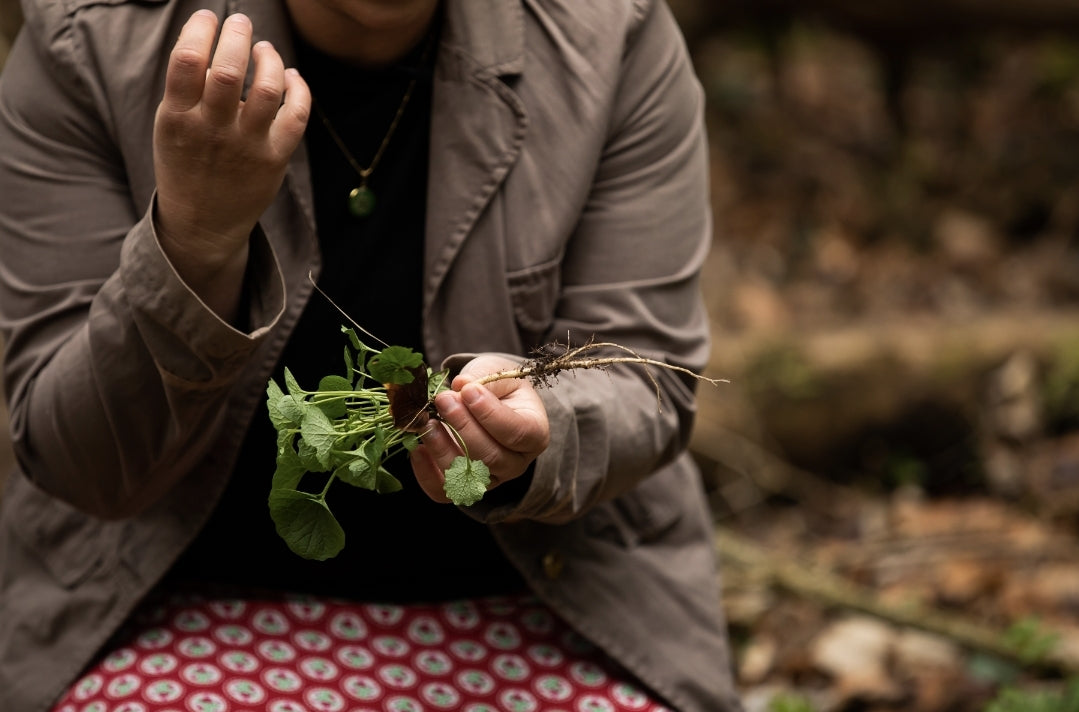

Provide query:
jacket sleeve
left=468, top=0, right=713, bottom=524
left=0, top=7, right=285, bottom=518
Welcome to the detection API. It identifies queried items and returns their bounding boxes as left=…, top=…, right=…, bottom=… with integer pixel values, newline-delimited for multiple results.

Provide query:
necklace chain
left=312, top=33, right=436, bottom=218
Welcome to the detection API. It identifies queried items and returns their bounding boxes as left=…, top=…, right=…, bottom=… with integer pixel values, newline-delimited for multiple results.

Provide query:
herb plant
left=265, top=326, right=490, bottom=561
left=266, top=314, right=726, bottom=561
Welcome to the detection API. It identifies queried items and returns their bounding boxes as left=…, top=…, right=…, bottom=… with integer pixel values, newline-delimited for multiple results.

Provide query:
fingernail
left=462, top=384, right=486, bottom=406
left=423, top=423, right=447, bottom=445
left=435, top=392, right=460, bottom=416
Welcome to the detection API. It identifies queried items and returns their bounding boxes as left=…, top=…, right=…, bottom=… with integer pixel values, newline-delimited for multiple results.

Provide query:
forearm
left=7, top=218, right=282, bottom=518
left=154, top=201, right=250, bottom=324
left=0, top=5, right=300, bottom=516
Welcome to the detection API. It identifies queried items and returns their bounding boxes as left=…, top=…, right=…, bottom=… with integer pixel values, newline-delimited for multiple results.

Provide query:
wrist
left=153, top=203, right=251, bottom=322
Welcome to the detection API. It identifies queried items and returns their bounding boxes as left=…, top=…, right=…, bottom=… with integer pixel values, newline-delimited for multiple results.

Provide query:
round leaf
left=268, top=489, right=345, bottom=561
left=443, top=456, right=491, bottom=506
left=368, top=346, right=425, bottom=385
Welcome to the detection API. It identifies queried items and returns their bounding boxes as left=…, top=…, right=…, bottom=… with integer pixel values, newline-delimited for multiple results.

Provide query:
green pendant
left=349, top=186, right=376, bottom=217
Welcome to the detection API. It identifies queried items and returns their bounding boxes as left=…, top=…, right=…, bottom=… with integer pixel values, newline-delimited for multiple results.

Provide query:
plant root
left=474, top=337, right=728, bottom=405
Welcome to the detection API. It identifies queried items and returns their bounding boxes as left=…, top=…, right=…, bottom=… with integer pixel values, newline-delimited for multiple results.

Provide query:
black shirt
left=169, top=27, right=526, bottom=602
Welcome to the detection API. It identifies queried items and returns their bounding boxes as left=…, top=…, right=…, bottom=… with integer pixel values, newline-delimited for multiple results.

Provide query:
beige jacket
left=0, top=1, right=741, bottom=710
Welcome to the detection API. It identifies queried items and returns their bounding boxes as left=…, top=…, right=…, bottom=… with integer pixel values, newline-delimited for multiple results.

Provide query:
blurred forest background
left=3, top=1, right=1079, bottom=710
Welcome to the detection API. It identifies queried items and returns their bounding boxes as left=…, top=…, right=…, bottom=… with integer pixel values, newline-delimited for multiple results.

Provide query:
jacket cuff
left=118, top=201, right=285, bottom=385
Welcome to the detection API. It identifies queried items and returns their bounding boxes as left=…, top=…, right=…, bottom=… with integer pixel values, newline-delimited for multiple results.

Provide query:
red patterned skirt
left=51, top=591, right=672, bottom=712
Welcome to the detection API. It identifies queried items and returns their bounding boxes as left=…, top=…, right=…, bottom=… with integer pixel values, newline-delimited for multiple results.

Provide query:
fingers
left=424, top=387, right=545, bottom=478
left=431, top=392, right=508, bottom=473
left=271, top=68, right=312, bottom=153
left=409, top=357, right=550, bottom=504
left=409, top=435, right=453, bottom=504
left=458, top=382, right=548, bottom=452
left=162, top=10, right=219, bottom=112
left=201, top=13, right=253, bottom=124
left=238, top=41, right=284, bottom=134
left=163, top=12, right=308, bottom=146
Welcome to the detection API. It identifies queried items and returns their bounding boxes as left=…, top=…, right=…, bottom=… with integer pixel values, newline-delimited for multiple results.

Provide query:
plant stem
left=319, top=473, right=335, bottom=499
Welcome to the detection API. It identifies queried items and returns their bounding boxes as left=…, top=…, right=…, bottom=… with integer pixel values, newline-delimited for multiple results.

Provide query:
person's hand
left=152, top=10, right=310, bottom=315
left=411, top=355, right=550, bottom=503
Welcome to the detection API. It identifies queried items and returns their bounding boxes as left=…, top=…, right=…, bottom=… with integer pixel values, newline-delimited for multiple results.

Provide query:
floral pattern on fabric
left=52, top=593, right=674, bottom=712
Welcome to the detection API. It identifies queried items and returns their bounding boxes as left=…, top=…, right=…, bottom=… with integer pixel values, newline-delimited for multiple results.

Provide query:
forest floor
left=688, top=18, right=1079, bottom=712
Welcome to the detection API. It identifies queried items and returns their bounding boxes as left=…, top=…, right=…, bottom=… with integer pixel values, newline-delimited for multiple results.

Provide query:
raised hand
left=411, top=355, right=551, bottom=504
left=152, top=10, right=310, bottom=318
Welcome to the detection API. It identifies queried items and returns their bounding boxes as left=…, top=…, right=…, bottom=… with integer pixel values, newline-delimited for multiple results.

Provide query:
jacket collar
left=442, top=0, right=524, bottom=77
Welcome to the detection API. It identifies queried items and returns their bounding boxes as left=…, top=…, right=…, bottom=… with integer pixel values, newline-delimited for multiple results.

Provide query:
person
left=0, top=1, right=743, bottom=710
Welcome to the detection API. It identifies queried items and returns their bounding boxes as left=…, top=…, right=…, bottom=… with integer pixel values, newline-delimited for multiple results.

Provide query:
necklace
left=312, top=35, right=436, bottom=218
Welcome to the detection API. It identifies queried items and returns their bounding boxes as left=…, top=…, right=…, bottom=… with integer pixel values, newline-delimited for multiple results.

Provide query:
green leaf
left=341, top=325, right=363, bottom=351
left=315, top=375, right=352, bottom=418
left=301, top=406, right=339, bottom=469
left=266, top=379, right=290, bottom=429
left=371, top=425, right=388, bottom=455
left=284, top=367, right=304, bottom=399
left=401, top=433, right=420, bottom=452
left=342, top=457, right=377, bottom=490
left=337, top=438, right=382, bottom=490
left=368, top=346, right=425, bottom=385
left=318, top=374, right=352, bottom=393
left=428, top=368, right=451, bottom=399
left=343, top=346, right=354, bottom=383
left=1062, top=679, right=1079, bottom=710
left=272, top=436, right=306, bottom=491
left=1002, top=616, right=1060, bottom=665
left=375, top=468, right=403, bottom=494
left=298, top=439, right=327, bottom=473
left=268, top=489, right=345, bottom=561
left=443, top=456, right=490, bottom=506
left=277, top=394, right=306, bottom=425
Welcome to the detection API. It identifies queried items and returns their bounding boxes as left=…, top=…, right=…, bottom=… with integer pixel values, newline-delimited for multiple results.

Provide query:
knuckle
left=429, top=424, right=461, bottom=458
left=246, top=80, right=282, bottom=106
left=501, top=422, right=534, bottom=451
left=520, top=428, right=548, bottom=456
left=472, top=446, right=504, bottom=472
left=442, top=408, right=473, bottom=433
left=208, top=63, right=245, bottom=89
left=430, top=439, right=456, bottom=462
left=154, top=116, right=202, bottom=149
left=288, top=102, right=311, bottom=128
left=170, top=46, right=207, bottom=74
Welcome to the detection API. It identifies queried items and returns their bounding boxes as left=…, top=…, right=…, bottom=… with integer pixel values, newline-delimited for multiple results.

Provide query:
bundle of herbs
left=265, top=324, right=724, bottom=561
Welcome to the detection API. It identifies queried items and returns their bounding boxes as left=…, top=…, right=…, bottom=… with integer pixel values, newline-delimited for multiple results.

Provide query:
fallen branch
left=715, top=524, right=1079, bottom=675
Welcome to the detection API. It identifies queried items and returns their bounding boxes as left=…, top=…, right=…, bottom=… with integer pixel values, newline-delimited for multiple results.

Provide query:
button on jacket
left=0, top=1, right=742, bottom=710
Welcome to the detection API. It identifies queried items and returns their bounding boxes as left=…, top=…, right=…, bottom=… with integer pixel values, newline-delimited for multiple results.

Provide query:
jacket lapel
left=233, top=0, right=529, bottom=317
left=423, top=0, right=527, bottom=316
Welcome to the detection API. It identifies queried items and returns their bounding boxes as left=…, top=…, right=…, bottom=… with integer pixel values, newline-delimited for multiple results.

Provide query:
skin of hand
left=410, top=355, right=551, bottom=503
left=153, top=11, right=311, bottom=320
